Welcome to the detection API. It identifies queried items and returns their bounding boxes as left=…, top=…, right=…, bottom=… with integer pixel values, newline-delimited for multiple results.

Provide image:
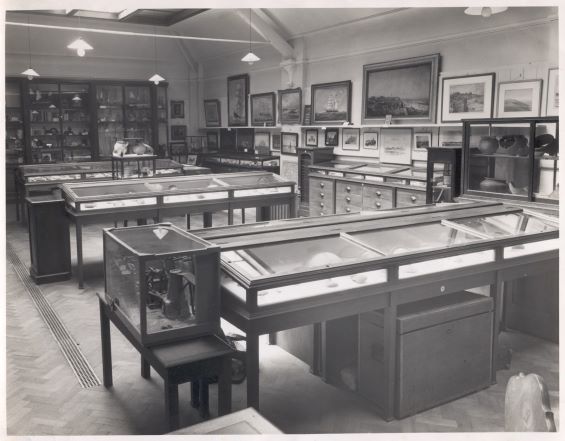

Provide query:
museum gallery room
left=2, top=2, right=561, bottom=437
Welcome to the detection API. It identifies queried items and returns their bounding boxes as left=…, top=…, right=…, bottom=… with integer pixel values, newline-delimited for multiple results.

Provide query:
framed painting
left=203, top=99, right=221, bottom=127
left=441, top=73, right=495, bottom=122
left=170, top=100, right=184, bottom=119
left=325, top=128, right=339, bottom=147
left=281, top=132, right=298, bottom=155
left=311, top=80, right=352, bottom=124
left=171, top=125, right=186, bottom=141
left=305, top=129, right=318, bottom=147
left=342, top=128, right=360, bottom=151
left=278, top=88, right=302, bottom=124
left=546, top=68, right=558, bottom=116
left=272, top=133, right=281, bottom=151
left=362, top=54, right=440, bottom=124
left=254, top=131, right=270, bottom=149
left=236, top=128, right=254, bottom=151
left=303, top=105, right=312, bottom=125
left=227, top=74, right=249, bottom=126
left=414, top=132, right=432, bottom=149
left=380, top=128, right=413, bottom=165
left=497, top=79, right=542, bottom=118
left=250, top=92, right=276, bottom=126
left=207, top=131, right=218, bottom=149
left=362, top=131, right=378, bottom=150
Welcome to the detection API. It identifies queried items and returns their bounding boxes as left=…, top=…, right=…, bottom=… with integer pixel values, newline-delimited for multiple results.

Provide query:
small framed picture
left=254, top=131, right=270, bottom=149
left=380, top=128, right=413, bottom=165
left=325, top=128, right=339, bottom=147
left=272, top=134, right=281, bottom=151
left=414, top=132, right=432, bottom=149
left=342, top=128, right=360, bottom=151
left=203, top=99, right=221, bottom=127
left=207, top=131, right=218, bottom=149
left=186, top=154, right=197, bottom=165
left=441, top=73, right=495, bottom=122
left=305, top=129, right=318, bottom=147
left=497, top=79, right=542, bottom=118
left=362, top=131, right=378, bottom=150
left=170, top=100, right=185, bottom=119
left=303, top=105, right=312, bottom=125
left=281, top=132, right=298, bottom=155
left=171, top=125, right=187, bottom=141
left=546, top=68, right=558, bottom=116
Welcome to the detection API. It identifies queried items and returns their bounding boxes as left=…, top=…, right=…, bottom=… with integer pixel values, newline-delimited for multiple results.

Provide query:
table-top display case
left=202, top=153, right=280, bottom=174
left=462, top=117, right=558, bottom=210
left=425, top=147, right=462, bottom=203
left=103, top=223, right=220, bottom=346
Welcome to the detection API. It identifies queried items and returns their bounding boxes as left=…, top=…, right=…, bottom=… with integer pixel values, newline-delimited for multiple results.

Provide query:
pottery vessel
left=499, top=135, right=529, bottom=156
left=478, top=136, right=499, bottom=154
left=479, top=177, right=509, bottom=193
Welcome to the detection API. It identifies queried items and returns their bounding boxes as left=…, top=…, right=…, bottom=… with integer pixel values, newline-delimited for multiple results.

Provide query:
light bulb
left=481, top=7, right=492, bottom=18
left=28, top=75, right=34, bottom=80
left=77, top=48, right=86, bottom=57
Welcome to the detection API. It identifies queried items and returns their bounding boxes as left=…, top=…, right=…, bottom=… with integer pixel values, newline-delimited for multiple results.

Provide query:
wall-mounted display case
left=104, top=223, right=220, bottom=346
left=462, top=117, right=558, bottom=209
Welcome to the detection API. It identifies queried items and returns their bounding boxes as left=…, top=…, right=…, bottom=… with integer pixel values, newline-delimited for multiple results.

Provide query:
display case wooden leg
left=241, top=209, right=246, bottom=224
left=227, top=208, right=234, bottom=225
left=141, top=356, right=150, bottom=379
left=186, top=214, right=191, bottom=230
left=99, top=300, right=113, bottom=388
left=76, top=222, right=84, bottom=289
left=203, top=212, right=213, bottom=228
left=246, top=333, right=260, bottom=409
left=199, top=378, right=210, bottom=419
left=491, top=278, right=503, bottom=384
left=382, top=303, right=397, bottom=421
left=218, top=357, right=232, bottom=416
left=311, top=322, right=322, bottom=376
left=268, top=333, right=277, bottom=345
left=164, top=378, right=180, bottom=431
left=256, top=206, right=271, bottom=222
left=191, top=380, right=200, bottom=408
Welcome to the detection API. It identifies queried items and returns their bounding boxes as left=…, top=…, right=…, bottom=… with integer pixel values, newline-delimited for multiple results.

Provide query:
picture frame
left=380, top=128, right=413, bottom=165
left=206, top=131, right=219, bottom=149
left=342, top=128, right=360, bottom=151
left=305, top=129, right=318, bottom=147
left=171, top=125, right=187, bottom=141
left=414, top=132, right=432, bottom=149
left=186, top=154, right=197, bottom=165
left=311, top=80, right=352, bottom=124
left=272, top=133, right=281, bottom=151
left=250, top=92, right=276, bottom=126
left=546, top=68, right=558, bottom=116
left=227, top=74, right=249, bottom=126
left=278, top=88, right=302, bottom=124
left=254, top=131, right=270, bottom=149
left=325, top=128, right=339, bottom=147
left=497, top=79, right=542, bottom=118
left=362, top=131, right=379, bottom=150
left=281, top=132, right=299, bottom=155
left=170, top=100, right=185, bottom=119
left=441, top=73, right=495, bottom=122
left=302, top=105, right=312, bottom=125
left=203, top=99, right=221, bottom=127
left=362, top=54, right=440, bottom=124
left=236, top=128, right=254, bottom=151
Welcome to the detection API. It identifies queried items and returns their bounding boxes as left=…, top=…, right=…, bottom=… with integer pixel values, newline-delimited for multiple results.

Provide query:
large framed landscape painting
left=250, top=92, right=276, bottom=126
left=497, top=79, right=542, bottom=118
left=362, top=54, right=439, bottom=124
left=227, top=74, right=249, bottom=126
left=441, top=73, right=495, bottom=122
left=312, top=80, right=352, bottom=124
left=278, top=88, right=302, bottom=124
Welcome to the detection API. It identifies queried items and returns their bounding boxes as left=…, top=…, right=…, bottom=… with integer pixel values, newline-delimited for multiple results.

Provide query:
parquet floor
left=4, top=204, right=560, bottom=435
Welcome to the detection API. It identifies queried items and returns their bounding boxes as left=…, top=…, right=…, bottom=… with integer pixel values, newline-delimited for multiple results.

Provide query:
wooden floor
left=4, top=204, right=560, bottom=435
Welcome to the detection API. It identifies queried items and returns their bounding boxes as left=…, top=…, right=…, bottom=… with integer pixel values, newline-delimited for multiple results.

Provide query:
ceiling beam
left=235, top=8, right=294, bottom=60
left=167, top=9, right=208, bottom=26
left=118, top=9, right=137, bottom=21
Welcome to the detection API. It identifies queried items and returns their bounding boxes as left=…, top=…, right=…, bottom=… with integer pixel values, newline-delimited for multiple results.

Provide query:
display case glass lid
left=215, top=173, right=285, bottom=187
left=222, top=235, right=380, bottom=278
left=109, top=225, right=210, bottom=254
left=347, top=165, right=408, bottom=174
left=21, top=159, right=183, bottom=176
left=312, top=161, right=366, bottom=170
left=391, top=168, right=429, bottom=179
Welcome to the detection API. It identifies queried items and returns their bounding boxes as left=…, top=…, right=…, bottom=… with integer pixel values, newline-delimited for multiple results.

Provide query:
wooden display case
left=201, top=152, right=280, bottom=174
left=297, top=147, right=335, bottom=202
left=425, top=147, right=462, bottom=203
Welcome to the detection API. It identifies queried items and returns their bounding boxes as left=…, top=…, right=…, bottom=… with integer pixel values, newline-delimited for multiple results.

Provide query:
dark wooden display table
left=98, top=295, right=234, bottom=431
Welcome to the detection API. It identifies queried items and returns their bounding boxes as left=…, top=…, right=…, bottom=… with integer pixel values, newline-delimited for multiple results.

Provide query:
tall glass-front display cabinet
left=5, top=79, right=25, bottom=201
left=462, top=117, right=558, bottom=207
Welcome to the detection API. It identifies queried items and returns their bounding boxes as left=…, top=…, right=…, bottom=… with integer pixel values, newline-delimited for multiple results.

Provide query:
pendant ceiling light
left=21, top=15, right=39, bottom=80
left=241, top=9, right=260, bottom=65
left=67, top=16, right=93, bottom=56
left=72, top=94, right=82, bottom=102
left=149, top=28, right=165, bottom=85
left=464, top=7, right=508, bottom=18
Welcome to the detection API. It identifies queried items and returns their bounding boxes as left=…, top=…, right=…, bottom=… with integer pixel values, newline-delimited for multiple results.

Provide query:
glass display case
left=6, top=79, right=25, bottom=201
left=60, top=83, right=92, bottom=162
left=425, top=147, right=462, bottom=203
left=462, top=117, right=558, bottom=206
left=202, top=153, right=280, bottom=173
left=125, top=85, right=152, bottom=143
left=103, top=223, right=220, bottom=346
left=28, top=82, right=62, bottom=163
left=97, top=84, right=125, bottom=158
left=156, top=85, right=168, bottom=156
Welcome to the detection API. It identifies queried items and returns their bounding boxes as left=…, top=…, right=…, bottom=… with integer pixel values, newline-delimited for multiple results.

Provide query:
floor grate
left=7, top=242, right=101, bottom=388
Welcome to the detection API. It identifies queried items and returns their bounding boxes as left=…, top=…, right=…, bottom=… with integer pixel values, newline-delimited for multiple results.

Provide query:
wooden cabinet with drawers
left=309, top=176, right=335, bottom=216
left=362, top=184, right=394, bottom=211
left=396, top=188, right=427, bottom=207
left=335, top=181, right=363, bottom=214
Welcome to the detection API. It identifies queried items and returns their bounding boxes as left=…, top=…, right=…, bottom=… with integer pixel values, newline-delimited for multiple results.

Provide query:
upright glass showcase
left=6, top=79, right=25, bottom=200
left=28, top=82, right=62, bottom=163
left=97, top=84, right=124, bottom=158
left=60, top=83, right=92, bottom=162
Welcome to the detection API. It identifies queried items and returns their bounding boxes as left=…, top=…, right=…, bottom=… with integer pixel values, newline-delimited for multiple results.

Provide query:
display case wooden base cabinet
left=358, top=291, right=493, bottom=418
left=26, top=195, right=71, bottom=284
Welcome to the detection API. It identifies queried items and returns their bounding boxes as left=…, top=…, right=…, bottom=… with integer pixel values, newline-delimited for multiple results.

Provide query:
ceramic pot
left=479, top=177, right=509, bottom=193
left=499, top=135, right=529, bottom=156
left=534, top=134, right=558, bottom=157
left=478, top=136, right=499, bottom=154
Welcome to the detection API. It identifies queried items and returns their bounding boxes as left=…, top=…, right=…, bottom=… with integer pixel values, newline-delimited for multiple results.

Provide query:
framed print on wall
left=546, top=68, right=558, bottom=116
left=380, top=128, right=413, bottom=165
left=171, top=100, right=184, bottom=119
left=497, top=79, right=542, bottom=118
left=171, top=125, right=187, bottom=141
left=305, top=129, right=318, bottom=147
left=207, top=131, right=218, bottom=149
left=441, top=73, right=495, bottom=122
left=362, top=54, right=440, bottom=124
left=227, top=74, right=249, bottom=126
left=250, top=92, right=276, bottom=126
left=342, top=128, right=360, bottom=151
left=281, top=132, right=298, bottom=155
left=203, top=99, right=221, bottom=127
left=414, top=132, right=432, bottom=149
left=303, top=105, right=312, bottom=125
left=278, top=88, right=302, bottom=124
left=254, top=131, right=270, bottom=149
left=312, top=80, right=352, bottom=124
left=325, top=128, right=339, bottom=147
left=362, top=131, right=378, bottom=150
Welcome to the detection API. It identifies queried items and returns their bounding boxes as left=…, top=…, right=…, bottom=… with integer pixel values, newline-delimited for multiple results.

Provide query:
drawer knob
left=346, top=207, right=351, bottom=213
left=410, top=195, right=417, bottom=202
left=376, top=191, right=382, bottom=197
left=375, top=202, right=381, bottom=208
left=320, top=192, right=325, bottom=198
left=346, top=186, right=351, bottom=192
left=346, top=196, right=351, bottom=202
left=320, top=202, right=324, bottom=207
left=320, top=182, right=325, bottom=188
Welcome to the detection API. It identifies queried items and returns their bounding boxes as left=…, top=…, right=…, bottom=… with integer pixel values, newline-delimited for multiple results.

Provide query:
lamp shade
left=21, top=67, right=39, bottom=80
left=464, top=7, right=508, bottom=17
left=67, top=37, right=93, bottom=56
left=241, top=51, right=260, bottom=65
left=149, top=73, right=165, bottom=85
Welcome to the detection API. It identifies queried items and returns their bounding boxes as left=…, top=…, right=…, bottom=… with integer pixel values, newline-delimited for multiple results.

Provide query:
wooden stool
left=99, top=297, right=234, bottom=431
